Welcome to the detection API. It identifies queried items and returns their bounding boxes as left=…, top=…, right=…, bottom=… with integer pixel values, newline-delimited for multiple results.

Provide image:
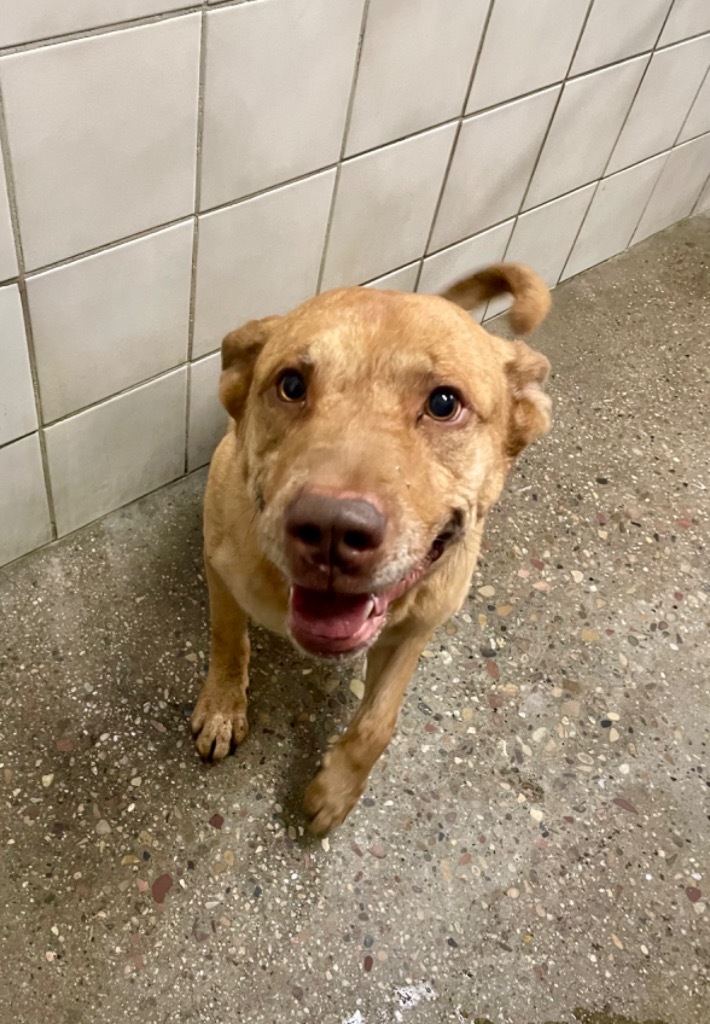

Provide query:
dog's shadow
left=244, top=626, right=362, bottom=832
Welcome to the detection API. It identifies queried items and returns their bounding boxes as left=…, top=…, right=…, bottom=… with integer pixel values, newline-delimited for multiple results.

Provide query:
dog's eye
left=425, top=387, right=461, bottom=421
left=276, top=370, right=307, bottom=403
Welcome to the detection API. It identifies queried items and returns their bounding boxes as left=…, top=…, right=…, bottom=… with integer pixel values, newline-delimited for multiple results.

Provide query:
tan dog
left=191, top=264, right=552, bottom=833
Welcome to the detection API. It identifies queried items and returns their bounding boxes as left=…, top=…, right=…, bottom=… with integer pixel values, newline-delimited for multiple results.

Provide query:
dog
left=191, top=263, right=552, bottom=833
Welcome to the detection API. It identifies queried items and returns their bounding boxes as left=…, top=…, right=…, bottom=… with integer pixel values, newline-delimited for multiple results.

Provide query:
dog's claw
left=191, top=699, right=249, bottom=761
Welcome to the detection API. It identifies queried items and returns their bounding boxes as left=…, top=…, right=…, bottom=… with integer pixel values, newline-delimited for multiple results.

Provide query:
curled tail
left=441, top=263, right=551, bottom=334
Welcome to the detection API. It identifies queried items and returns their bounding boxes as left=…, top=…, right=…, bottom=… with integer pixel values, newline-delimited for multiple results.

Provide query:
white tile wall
left=525, top=57, right=648, bottom=209
left=28, top=221, right=193, bottom=422
left=0, top=16, right=200, bottom=269
left=322, top=124, right=456, bottom=290
left=633, top=134, right=710, bottom=242
left=572, top=0, right=672, bottom=75
left=0, top=434, right=52, bottom=566
left=365, top=264, right=420, bottom=292
left=659, top=0, right=710, bottom=45
left=485, top=185, right=595, bottom=317
left=679, top=70, right=710, bottom=142
left=431, top=88, right=560, bottom=251
left=45, top=368, right=187, bottom=536
left=0, top=156, right=17, bottom=282
left=563, top=154, right=668, bottom=279
left=200, top=0, right=363, bottom=209
left=0, top=0, right=196, bottom=47
left=346, top=0, right=488, bottom=155
left=608, top=35, right=710, bottom=173
left=0, top=0, right=708, bottom=567
left=188, top=353, right=226, bottom=472
left=468, top=0, right=588, bottom=112
left=194, top=170, right=335, bottom=359
left=0, top=285, right=37, bottom=446
left=419, top=220, right=515, bottom=303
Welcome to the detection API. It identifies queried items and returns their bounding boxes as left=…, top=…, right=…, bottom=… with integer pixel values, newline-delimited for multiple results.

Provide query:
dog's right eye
left=276, top=370, right=307, bottom=403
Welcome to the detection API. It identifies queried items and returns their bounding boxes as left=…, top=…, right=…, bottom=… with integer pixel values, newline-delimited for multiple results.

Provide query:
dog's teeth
left=364, top=598, right=375, bottom=619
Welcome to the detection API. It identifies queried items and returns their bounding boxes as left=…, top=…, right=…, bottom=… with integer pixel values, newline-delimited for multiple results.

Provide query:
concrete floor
left=1, top=217, right=709, bottom=1024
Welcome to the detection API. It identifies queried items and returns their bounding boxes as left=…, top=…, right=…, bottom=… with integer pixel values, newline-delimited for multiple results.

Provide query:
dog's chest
left=211, top=544, right=288, bottom=636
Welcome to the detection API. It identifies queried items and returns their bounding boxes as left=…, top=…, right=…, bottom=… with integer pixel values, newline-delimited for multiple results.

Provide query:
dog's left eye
left=425, top=387, right=461, bottom=421
left=276, top=369, right=307, bottom=403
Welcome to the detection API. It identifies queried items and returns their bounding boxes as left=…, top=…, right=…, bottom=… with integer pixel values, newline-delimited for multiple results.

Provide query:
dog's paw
left=191, top=693, right=249, bottom=761
left=303, top=752, right=366, bottom=835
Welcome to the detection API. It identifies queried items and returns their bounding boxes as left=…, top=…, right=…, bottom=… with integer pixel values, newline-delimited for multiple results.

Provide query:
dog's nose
left=285, top=492, right=386, bottom=576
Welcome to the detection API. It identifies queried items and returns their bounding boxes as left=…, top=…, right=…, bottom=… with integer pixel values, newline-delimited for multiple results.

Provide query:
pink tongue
left=289, top=587, right=375, bottom=640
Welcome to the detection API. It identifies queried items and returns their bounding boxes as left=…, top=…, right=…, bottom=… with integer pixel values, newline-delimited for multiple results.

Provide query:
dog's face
left=219, top=288, right=550, bottom=658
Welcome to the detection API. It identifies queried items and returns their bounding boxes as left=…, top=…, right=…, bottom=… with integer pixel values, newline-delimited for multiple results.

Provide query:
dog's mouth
left=287, top=514, right=464, bottom=658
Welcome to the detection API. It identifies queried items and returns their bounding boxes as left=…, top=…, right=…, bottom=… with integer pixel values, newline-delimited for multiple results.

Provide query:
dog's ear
left=219, top=316, right=281, bottom=419
left=497, top=339, right=552, bottom=458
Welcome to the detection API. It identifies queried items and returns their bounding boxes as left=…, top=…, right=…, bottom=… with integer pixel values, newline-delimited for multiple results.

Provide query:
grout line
left=184, top=6, right=209, bottom=472
left=0, top=0, right=706, bottom=63
left=1, top=125, right=705, bottom=293
left=516, top=1, right=594, bottom=217
left=499, top=0, right=594, bottom=280
left=0, top=7, right=203, bottom=57
left=0, top=426, right=40, bottom=454
left=40, top=363, right=189, bottom=431
left=691, top=167, right=710, bottom=216
left=673, top=64, right=708, bottom=148
left=413, top=0, right=496, bottom=292
left=23, top=213, right=196, bottom=278
left=556, top=7, right=676, bottom=284
left=0, top=83, right=58, bottom=538
left=569, top=0, right=680, bottom=268
left=316, top=0, right=371, bottom=294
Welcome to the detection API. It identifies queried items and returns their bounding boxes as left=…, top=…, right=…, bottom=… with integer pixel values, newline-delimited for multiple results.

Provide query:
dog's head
left=218, top=264, right=551, bottom=658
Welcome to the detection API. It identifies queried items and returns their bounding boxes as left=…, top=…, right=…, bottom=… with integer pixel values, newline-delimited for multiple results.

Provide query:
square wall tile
left=28, top=221, right=193, bottom=423
left=679, top=70, right=710, bottom=142
left=0, top=0, right=196, bottom=47
left=365, top=263, right=420, bottom=291
left=562, top=154, right=667, bottom=279
left=201, top=0, right=363, bottom=210
left=0, top=285, right=37, bottom=446
left=468, top=0, right=587, bottom=112
left=322, top=124, right=456, bottom=290
left=0, top=157, right=17, bottom=282
left=431, top=88, right=560, bottom=252
left=194, top=170, right=335, bottom=359
left=346, top=0, right=488, bottom=155
left=608, top=36, right=710, bottom=173
left=572, top=0, right=672, bottom=75
left=633, top=134, right=710, bottom=242
left=525, top=57, right=647, bottom=210
left=45, top=368, right=187, bottom=536
left=418, top=221, right=515, bottom=316
left=485, top=185, right=595, bottom=318
left=188, top=353, right=227, bottom=471
left=0, top=16, right=200, bottom=270
left=0, top=434, right=52, bottom=567
left=660, top=0, right=710, bottom=45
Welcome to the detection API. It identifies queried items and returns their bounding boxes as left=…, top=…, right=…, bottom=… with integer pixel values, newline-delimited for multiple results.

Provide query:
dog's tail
left=440, top=263, right=551, bottom=334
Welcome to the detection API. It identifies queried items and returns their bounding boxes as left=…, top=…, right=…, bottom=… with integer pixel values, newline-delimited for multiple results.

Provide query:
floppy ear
left=219, top=316, right=281, bottom=419
left=498, top=339, right=552, bottom=458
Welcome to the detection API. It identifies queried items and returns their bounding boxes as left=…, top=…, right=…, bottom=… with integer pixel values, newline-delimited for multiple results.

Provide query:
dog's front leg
left=304, top=626, right=431, bottom=834
left=191, top=559, right=250, bottom=760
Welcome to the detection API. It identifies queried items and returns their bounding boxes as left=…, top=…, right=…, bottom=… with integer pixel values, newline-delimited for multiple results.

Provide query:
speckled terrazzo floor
left=1, top=216, right=709, bottom=1024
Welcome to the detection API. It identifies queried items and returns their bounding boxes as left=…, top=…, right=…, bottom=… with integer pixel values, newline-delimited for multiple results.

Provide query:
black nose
left=285, top=492, right=386, bottom=576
